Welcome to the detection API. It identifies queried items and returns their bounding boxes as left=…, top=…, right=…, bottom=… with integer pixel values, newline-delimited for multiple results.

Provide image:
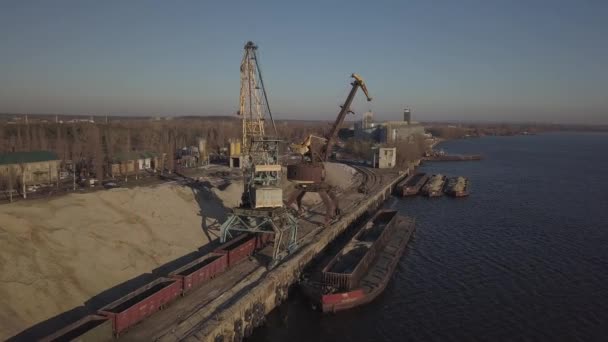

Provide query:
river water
left=250, top=133, right=608, bottom=341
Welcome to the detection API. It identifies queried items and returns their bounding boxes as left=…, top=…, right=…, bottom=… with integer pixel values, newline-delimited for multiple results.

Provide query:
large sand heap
left=0, top=162, right=356, bottom=339
left=0, top=181, right=237, bottom=339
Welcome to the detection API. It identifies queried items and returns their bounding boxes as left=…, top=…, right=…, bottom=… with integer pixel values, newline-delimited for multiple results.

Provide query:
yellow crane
left=289, top=134, right=327, bottom=158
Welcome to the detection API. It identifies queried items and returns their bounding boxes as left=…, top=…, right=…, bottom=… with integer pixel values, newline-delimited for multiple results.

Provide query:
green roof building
left=0, top=151, right=60, bottom=186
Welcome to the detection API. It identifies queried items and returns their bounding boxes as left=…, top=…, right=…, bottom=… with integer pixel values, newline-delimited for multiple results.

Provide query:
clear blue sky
left=1, top=1, right=607, bottom=123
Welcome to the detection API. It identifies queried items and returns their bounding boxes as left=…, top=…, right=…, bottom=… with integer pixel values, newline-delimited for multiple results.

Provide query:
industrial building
left=354, top=109, right=425, bottom=143
left=0, top=151, right=60, bottom=186
left=110, top=151, right=160, bottom=177
left=228, top=139, right=242, bottom=168
left=373, top=147, right=397, bottom=168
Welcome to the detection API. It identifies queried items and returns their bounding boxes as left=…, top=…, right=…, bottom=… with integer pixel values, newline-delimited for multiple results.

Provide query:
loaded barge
left=396, top=173, right=429, bottom=196
left=299, top=209, right=415, bottom=313
left=444, top=176, right=469, bottom=197
left=422, top=154, right=482, bottom=161
left=421, top=174, right=446, bottom=197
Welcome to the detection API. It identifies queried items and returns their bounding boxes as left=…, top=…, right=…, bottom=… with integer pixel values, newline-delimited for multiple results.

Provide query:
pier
left=116, top=166, right=406, bottom=341
left=422, top=154, right=483, bottom=161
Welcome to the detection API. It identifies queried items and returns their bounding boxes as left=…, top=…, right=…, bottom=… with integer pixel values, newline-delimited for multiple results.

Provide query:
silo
left=404, top=108, right=411, bottom=124
left=198, top=138, right=207, bottom=158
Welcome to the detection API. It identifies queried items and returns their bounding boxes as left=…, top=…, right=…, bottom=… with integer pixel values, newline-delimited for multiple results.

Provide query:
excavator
left=289, top=134, right=327, bottom=161
left=286, top=73, right=372, bottom=224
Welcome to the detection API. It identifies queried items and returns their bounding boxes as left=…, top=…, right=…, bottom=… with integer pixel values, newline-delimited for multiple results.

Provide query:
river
left=250, top=132, right=608, bottom=341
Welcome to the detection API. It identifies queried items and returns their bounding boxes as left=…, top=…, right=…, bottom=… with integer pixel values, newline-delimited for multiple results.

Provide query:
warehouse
left=0, top=151, right=60, bottom=187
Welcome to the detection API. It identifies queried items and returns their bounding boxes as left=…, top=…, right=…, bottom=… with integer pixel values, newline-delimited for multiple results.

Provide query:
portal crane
left=321, top=74, right=372, bottom=161
left=285, top=74, right=372, bottom=224
left=219, top=41, right=298, bottom=265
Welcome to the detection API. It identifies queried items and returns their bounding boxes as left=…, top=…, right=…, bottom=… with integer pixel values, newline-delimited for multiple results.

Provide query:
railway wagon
left=169, top=253, right=228, bottom=294
left=98, top=277, right=182, bottom=336
left=214, top=233, right=257, bottom=266
left=40, top=314, right=113, bottom=342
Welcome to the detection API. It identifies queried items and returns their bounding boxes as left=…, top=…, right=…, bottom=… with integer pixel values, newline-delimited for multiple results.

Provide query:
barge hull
left=178, top=170, right=405, bottom=341
left=322, top=216, right=416, bottom=313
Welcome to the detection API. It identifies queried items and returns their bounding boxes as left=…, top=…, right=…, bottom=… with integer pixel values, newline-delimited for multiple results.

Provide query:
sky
left=1, top=1, right=607, bottom=124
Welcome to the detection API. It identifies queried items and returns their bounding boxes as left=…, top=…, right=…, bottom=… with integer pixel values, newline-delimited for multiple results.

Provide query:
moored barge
left=444, top=176, right=469, bottom=197
left=299, top=209, right=416, bottom=313
left=396, top=173, right=429, bottom=196
left=421, top=174, right=446, bottom=197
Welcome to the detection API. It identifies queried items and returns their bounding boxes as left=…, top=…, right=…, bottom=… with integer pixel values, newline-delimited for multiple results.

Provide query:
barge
left=299, top=209, right=415, bottom=313
left=444, top=176, right=469, bottom=197
left=396, top=173, right=429, bottom=196
left=421, top=174, right=446, bottom=197
left=422, top=154, right=482, bottom=161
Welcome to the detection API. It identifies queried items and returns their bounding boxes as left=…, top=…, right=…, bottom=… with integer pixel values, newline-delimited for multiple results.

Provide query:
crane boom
left=321, top=73, right=372, bottom=161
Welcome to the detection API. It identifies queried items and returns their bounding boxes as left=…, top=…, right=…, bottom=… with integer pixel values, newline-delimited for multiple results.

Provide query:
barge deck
left=421, top=174, right=446, bottom=197
left=422, top=154, right=482, bottom=161
left=444, top=176, right=470, bottom=197
left=299, top=211, right=415, bottom=313
left=119, top=167, right=406, bottom=341
left=32, top=165, right=407, bottom=342
left=396, top=173, right=429, bottom=196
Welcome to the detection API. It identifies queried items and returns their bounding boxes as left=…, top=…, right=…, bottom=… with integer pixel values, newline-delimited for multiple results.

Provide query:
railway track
left=350, top=164, right=382, bottom=195
left=36, top=163, right=393, bottom=341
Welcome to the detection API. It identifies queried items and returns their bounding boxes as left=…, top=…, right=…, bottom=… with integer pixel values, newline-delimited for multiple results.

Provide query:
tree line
left=0, top=117, right=329, bottom=179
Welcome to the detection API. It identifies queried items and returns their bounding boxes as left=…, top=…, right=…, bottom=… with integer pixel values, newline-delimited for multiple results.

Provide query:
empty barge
left=396, top=173, right=429, bottom=196
left=299, top=209, right=415, bottom=313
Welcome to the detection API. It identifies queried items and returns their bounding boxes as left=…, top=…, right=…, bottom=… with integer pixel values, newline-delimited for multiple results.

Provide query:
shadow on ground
left=9, top=174, right=232, bottom=341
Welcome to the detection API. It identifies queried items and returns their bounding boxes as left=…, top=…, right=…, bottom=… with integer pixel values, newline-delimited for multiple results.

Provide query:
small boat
left=396, top=173, right=429, bottom=196
left=421, top=174, right=446, bottom=197
left=444, top=176, right=469, bottom=197
left=299, top=210, right=416, bottom=313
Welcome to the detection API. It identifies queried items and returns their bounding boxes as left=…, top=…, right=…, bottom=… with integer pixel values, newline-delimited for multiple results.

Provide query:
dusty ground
left=0, top=179, right=239, bottom=339
left=0, top=162, right=355, bottom=339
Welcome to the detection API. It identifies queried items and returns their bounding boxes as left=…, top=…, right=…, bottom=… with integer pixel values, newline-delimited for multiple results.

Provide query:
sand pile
left=0, top=163, right=356, bottom=338
left=298, top=162, right=357, bottom=206
left=0, top=182, right=237, bottom=339
left=324, top=162, right=357, bottom=190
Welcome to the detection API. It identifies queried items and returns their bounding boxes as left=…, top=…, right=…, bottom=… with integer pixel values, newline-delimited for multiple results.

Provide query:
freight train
left=41, top=233, right=273, bottom=341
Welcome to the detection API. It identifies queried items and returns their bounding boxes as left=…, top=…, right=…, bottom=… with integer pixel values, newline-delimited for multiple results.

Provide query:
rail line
left=36, top=164, right=393, bottom=341
left=350, top=164, right=382, bottom=195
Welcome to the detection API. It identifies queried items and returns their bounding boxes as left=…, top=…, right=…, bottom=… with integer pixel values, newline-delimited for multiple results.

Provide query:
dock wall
left=178, top=173, right=405, bottom=342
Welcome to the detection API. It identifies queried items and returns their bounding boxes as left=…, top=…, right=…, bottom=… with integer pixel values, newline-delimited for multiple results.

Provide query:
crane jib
left=321, top=75, right=372, bottom=162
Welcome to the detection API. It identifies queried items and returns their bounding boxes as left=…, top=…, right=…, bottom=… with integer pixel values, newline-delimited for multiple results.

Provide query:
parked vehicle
left=26, top=185, right=40, bottom=192
left=102, top=181, right=120, bottom=189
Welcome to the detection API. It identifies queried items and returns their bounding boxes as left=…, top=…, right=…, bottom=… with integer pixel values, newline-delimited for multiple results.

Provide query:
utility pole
left=22, top=168, right=26, bottom=199
left=8, top=168, right=14, bottom=203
